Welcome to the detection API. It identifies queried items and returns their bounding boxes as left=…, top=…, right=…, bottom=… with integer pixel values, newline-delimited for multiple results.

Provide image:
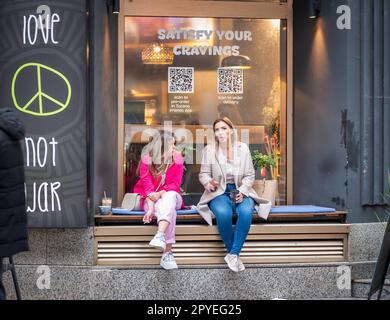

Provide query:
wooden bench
left=94, top=210, right=350, bottom=266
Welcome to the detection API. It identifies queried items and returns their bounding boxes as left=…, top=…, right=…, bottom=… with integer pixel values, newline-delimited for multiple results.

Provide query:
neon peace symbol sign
left=12, top=63, right=72, bottom=117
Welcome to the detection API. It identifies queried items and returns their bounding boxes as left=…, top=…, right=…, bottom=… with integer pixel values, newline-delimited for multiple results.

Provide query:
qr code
left=217, top=68, right=243, bottom=94
left=168, top=67, right=194, bottom=93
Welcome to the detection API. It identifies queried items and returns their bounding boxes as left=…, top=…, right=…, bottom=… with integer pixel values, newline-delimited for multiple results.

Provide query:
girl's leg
left=209, top=194, right=234, bottom=253
left=155, top=191, right=182, bottom=249
left=145, top=198, right=155, bottom=214
left=143, top=198, right=155, bottom=224
left=231, top=197, right=254, bottom=255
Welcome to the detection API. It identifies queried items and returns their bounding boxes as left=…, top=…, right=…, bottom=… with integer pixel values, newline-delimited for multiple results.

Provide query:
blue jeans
left=208, top=184, right=254, bottom=255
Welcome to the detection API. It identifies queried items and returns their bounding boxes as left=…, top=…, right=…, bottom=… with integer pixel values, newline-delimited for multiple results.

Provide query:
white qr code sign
left=168, top=67, right=194, bottom=93
left=218, top=67, right=244, bottom=94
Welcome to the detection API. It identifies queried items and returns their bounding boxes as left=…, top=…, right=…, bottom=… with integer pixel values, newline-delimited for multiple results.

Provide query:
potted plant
left=252, top=150, right=278, bottom=206
left=252, top=151, right=277, bottom=180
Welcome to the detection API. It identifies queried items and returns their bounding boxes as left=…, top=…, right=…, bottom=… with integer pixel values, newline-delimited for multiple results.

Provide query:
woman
left=133, top=130, right=184, bottom=270
left=197, top=117, right=271, bottom=272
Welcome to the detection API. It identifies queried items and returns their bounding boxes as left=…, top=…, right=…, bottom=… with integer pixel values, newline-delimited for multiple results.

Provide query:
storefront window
left=123, top=17, right=287, bottom=204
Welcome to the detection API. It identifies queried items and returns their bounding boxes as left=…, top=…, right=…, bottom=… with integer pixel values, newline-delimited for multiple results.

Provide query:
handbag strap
left=154, top=164, right=170, bottom=193
left=260, top=178, right=266, bottom=196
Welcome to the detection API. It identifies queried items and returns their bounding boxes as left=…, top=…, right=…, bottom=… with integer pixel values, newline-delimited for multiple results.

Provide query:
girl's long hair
left=136, top=130, right=176, bottom=178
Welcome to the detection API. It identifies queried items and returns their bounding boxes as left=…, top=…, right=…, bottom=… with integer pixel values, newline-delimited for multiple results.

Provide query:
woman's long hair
left=137, top=130, right=176, bottom=178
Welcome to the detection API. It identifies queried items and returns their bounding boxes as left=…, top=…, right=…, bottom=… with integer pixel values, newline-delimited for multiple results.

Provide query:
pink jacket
left=133, top=151, right=184, bottom=208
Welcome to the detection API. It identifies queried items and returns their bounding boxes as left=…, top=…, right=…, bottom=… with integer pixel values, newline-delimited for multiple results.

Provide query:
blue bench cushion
left=270, top=205, right=336, bottom=214
left=112, top=208, right=199, bottom=215
left=111, top=205, right=336, bottom=216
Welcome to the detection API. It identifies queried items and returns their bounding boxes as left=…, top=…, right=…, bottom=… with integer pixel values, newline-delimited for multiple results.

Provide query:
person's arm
left=199, top=146, right=215, bottom=189
left=139, top=158, right=156, bottom=197
left=237, top=144, right=255, bottom=197
left=143, top=197, right=155, bottom=224
left=162, top=153, right=184, bottom=192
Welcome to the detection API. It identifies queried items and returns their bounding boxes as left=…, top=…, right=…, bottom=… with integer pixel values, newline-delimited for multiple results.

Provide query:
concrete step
left=352, top=279, right=390, bottom=300
left=3, top=262, right=354, bottom=300
left=5, top=261, right=387, bottom=300
left=350, top=261, right=390, bottom=280
left=350, top=260, right=390, bottom=299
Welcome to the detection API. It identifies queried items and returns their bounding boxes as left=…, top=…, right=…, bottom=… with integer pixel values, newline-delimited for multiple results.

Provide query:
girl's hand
left=159, top=190, right=166, bottom=198
left=143, top=211, right=153, bottom=224
left=236, top=192, right=244, bottom=204
left=148, top=192, right=161, bottom=202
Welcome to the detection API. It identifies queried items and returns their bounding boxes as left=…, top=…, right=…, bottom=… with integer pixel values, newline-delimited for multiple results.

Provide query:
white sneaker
left=149, top=233, right=166, bottom=251
left=224, top=254, right=239, bottom=272
left=237, top=256, right=245, bottom=272
left=160, top=252, right=178, bottom=270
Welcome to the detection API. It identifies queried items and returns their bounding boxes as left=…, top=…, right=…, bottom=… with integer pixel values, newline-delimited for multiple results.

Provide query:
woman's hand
left=205, top=179, right=219, bottom=192
left=236, top=192, right=244, bottom=204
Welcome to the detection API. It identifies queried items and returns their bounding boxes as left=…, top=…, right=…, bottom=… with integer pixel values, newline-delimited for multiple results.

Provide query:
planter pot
left=253, top=179, right=278, bottom=206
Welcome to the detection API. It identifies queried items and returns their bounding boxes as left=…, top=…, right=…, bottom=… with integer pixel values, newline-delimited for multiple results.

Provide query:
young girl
left=133, top=130, right=184, bottom=270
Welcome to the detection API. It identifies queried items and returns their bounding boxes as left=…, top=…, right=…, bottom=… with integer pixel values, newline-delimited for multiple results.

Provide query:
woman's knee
left=209, top=198, right=232, bottom=219
left=236, top=200, right=255, bottom=218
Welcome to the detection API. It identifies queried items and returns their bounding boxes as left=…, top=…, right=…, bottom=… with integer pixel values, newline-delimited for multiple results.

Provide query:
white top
left=225, top=158, right=236, bottom=184
left=218, top=147, right=238, bottom=184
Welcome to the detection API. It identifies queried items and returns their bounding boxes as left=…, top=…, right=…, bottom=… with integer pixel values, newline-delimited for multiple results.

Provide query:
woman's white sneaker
left=237, top=256, right=245, bottom=272
left=160, top=252, right=178, bottom=270
left=149, top=232, right=166, bottom=251
left=224, top=254, right=239, bottom=272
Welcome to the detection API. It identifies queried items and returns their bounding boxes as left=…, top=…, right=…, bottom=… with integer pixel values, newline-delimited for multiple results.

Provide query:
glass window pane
left=124, top=17, right=287, bottom=205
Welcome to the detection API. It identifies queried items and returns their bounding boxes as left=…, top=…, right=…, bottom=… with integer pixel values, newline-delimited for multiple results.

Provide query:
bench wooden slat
left=97, top=255, right=346, bottom=265
left=94, top=224, right=350, bottom=236
left=98, top=240, right=343, bottom=248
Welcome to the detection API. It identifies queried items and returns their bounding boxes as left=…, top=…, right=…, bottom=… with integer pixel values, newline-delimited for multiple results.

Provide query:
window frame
left=117, top=0, right=293, bottom=205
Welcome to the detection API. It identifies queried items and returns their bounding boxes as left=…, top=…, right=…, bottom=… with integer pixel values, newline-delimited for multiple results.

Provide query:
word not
left=22, top=10, right=60, bottom=45
left=25, top=137, right=58, bottom=167
left=24, top=137, right=62, bottom=214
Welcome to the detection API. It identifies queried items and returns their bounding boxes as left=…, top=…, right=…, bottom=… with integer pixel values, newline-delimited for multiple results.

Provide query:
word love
left=22, top=11, right=60, bottom=45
